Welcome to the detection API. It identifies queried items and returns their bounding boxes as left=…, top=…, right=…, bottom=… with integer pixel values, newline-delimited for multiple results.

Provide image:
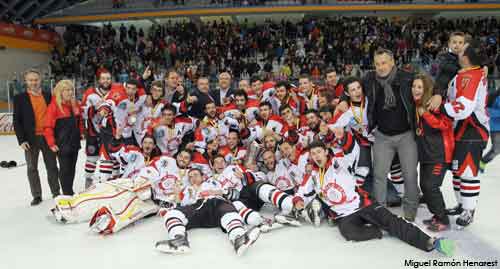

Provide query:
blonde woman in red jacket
left=44, top=80, right=83, bottom=195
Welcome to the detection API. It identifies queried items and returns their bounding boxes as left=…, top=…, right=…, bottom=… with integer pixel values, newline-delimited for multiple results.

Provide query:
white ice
left=0, top=135, right=499, bottom=269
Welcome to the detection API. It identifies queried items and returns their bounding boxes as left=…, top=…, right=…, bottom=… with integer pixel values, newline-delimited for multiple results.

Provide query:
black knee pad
left=85, top=136, right=100, bottom=156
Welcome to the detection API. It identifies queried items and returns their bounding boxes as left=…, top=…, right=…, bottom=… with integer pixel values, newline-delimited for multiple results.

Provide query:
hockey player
left=442, top=42, right=489, bottom=228
left=293, top=138, right=455, bottom=256
left=81, top=70, right=113, bottom=188
left=297, top=74, right=320, bottom=111
left=155, top=168, right=261, bottom=256
left=329, top=76, right=372, bottom=187
left=148, top=104, right=196, bottom=156
left=106, top=79, right=147, bottom=146
left=270, top=81, right=306, bottom=116
left=112, top=134, right=161, bottom=179
left=252, top=101, right=286, bottom=136
left=135, top=80, right=167, bottom=143
left=218, top=129, right=248, bottom=164
left=194, top=101, right=239, bottom=151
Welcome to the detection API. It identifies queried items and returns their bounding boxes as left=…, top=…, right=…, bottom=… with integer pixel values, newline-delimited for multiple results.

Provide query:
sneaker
left=155, top=234, right=190, bottom=254
left=427, top=220, right=450, bottom=232
left=456, top=209, right=475, bottom=228
left=422, top=215, right=438, bottom=226
left=433, top=238, right=455, bottom=256
left=30, top=197, right=42, bottom=206
left=233, top=226, right=261, bottom=256
left=445, top=204, right=463, bottom=216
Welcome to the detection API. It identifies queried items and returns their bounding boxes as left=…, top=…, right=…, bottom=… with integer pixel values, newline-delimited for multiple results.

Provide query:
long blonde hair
left=414, top=73, right=434, bottom=111
left=52, top=80, right=75, bottom=112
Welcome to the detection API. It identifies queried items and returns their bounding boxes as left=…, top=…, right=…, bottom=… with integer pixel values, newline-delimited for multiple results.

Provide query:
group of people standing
left=12, top=30, right=497, bottom=257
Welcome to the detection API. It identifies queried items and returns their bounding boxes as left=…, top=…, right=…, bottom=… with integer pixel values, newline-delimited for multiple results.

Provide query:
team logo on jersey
left=275, top=176, right=292, bottom=190
left=321, top=182, right=355, bottom=205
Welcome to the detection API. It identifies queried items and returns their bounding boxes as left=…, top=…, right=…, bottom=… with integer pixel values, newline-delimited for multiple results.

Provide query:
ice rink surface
left=0, top=135, right=499, bottom=269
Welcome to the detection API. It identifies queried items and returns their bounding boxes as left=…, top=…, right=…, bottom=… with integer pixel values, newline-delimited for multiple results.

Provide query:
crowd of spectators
left=50, top=16, right=500, bottom=91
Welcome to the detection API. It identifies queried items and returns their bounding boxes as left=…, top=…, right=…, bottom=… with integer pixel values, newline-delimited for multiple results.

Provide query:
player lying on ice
left=291, top=128, right=456, bottom=256
left=156, top=167, right=261, bottom=256
left=49, top=136, right=192, bottom=235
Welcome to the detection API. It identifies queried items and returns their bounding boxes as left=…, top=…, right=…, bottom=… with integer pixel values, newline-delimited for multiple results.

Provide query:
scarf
left=376, top=66, right=398, bottom=110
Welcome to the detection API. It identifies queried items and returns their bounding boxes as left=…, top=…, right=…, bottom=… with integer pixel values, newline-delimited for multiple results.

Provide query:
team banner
left=0, top=22, right=60, bottom=44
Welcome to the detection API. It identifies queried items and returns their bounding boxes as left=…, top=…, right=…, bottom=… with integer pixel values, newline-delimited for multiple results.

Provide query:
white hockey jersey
left=149, top=116, right=196, bottom=156
left=194, top=116, right=239, bottom=152
left=329, top=97, right=373, bottom=145
left=444, top=67, right=489, bottom=142
left=267, top=158, right=303, bottom=192
left=295, top=133, right=360, bottom=218
left=179, top=178, right=225, bottom=206
left=145, top=156, right=189, bottom=204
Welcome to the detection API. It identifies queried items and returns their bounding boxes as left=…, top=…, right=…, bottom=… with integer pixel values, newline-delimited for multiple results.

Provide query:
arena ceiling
left=0, top=0, right=85, bottom=23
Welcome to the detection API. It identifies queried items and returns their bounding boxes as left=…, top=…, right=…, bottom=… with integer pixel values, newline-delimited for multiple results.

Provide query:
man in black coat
left=13, top=69, right=60, bottom=206
left=188, top=77, right=214, bottom=119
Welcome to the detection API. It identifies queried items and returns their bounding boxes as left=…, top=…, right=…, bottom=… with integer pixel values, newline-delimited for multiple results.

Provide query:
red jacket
left=44, top=100, right=83, bottom=154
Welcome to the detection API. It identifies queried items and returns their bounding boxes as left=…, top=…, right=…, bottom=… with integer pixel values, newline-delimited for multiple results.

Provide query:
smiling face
left=98, top=72, right=112, bottom=90
left=25, top=72, right=41, bottom=91
left=262, top=150, right=276, bottom=171
left=374, top=53, right=395, bottom=78
left=306, top=112, right=320, bottom=130
left=326, top=71, right=337, bottom=87
left=279, top=142, right=294, bottom=160
left=204, top=102, right=217, bottom=118
left=151, top=85, right=163, bottom=100
left=161, top=109, right=175, bottom=125
left=218, top=72, right=231, bottom=90
left=234, top=95, right=246, bottom=110
left=61, top=87, right=74, bottom=102
left=212, top=156, right=226, bottom=174
left=310, top=146, right=327, bottom=168
left=449, top=35, right=465, bottom=55
left=275, top=86, right=288, bottom=101
left=411, top=79, right=424, bottom=102
left=346, top=81, right=363, bottom=102
left=299, top=78, right=312, bottom=95
left=188, top=169, right=204, bottom=186
left=142, top=137, right=155, bottom=155
left=176, top=151, right=191, bottom=169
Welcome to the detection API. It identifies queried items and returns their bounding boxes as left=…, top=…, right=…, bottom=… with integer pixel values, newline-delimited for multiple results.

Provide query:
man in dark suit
left=188, top=77, right=214, bottom=119
left=13, top=69, right=60, bottom=206
left=209, top=72, right=235, bottom=107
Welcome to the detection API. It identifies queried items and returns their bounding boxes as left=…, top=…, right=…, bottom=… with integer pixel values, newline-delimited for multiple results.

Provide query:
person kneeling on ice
left=293, top=137, right=455, bottom=256
left=156, top=168, right=260, bottom=256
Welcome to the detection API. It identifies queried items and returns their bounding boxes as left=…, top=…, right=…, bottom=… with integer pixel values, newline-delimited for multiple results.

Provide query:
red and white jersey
left=267, top=159, right=303, bottom=192
left=298, top=88, right=320, bottom=111
left=329, top=97, right=373, bottom=145
left=211, top=165, right=246, bottom=192
left=220, top=99, right=260, bottom=123
left=444, top=67, right=489, bottom=142
left=295, top=132, right=360, bottom=218
left=179, top=178, right=224, bottom=206
left=136, top=100, right=168, bottom=142
left=81, top=86, right=113, bottom=135
left=111, top=145, right=152, bottom=179
left=143, top=156, right=188, bottom=203
left=297, top=125, right=318, bottom=150
left=194, top=116, right=239, bottom=152
left=148, top=116, right=196, bottom=156
left=106, top=84, right=147, bottom=140
left=219, top=146, right=247, bottom=164
left=270, top=96, right=306, bottom=116
left=253, top=115, right=286, bottom=136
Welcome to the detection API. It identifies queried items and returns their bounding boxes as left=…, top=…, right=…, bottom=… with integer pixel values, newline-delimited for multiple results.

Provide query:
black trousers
left=57, top=151, right=78, bottom=195
left=24, top=135, right=60, bottom=198
left=419, top=163, right=449, bottom=224
left=337, top=203, right=432, bottom=252
left=177, top=198, right=237, bottom=231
